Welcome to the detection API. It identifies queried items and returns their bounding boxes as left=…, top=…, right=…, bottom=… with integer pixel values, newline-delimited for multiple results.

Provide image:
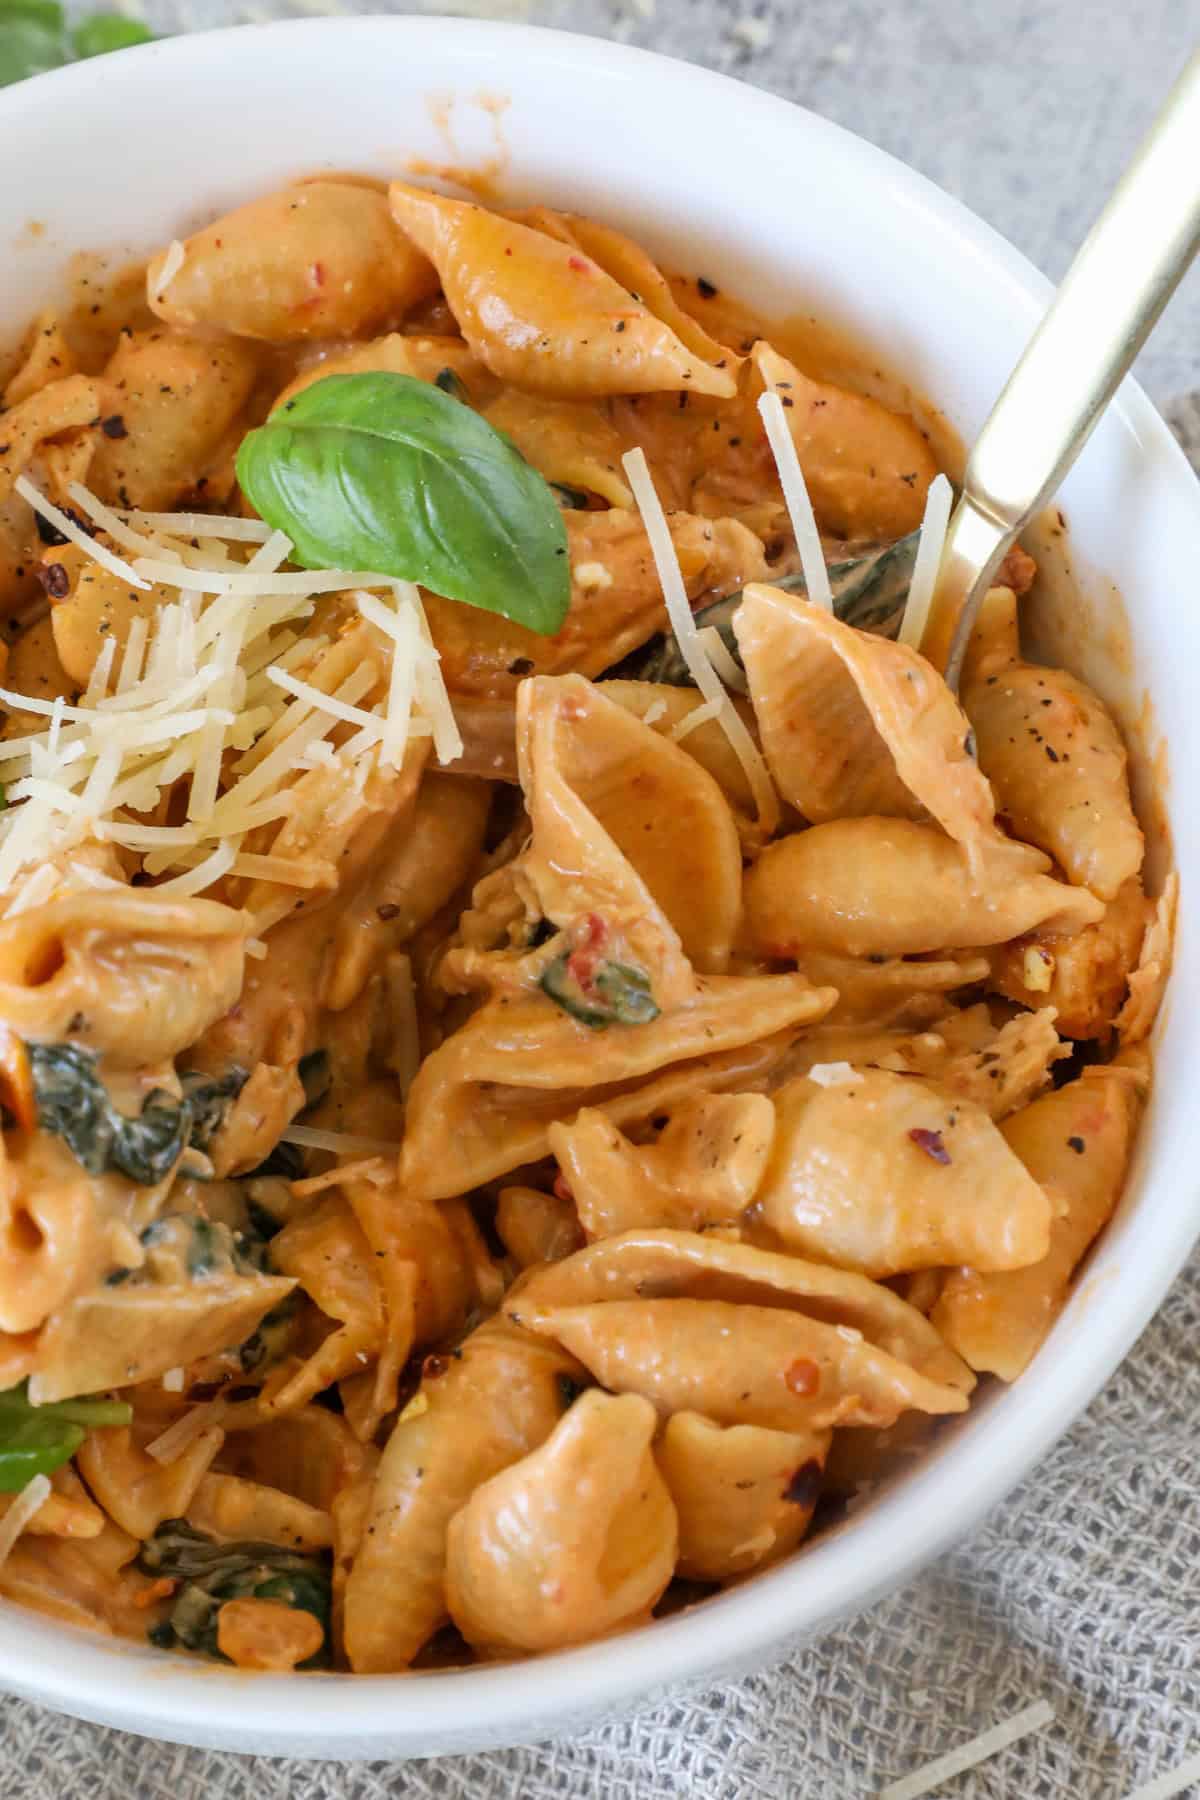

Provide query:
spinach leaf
left=27, top=1043, right=246, bottom=1185
left=0, top=1380, right=131, bottom=1492
left=541, top=953, right=659, bottom=1029
left=71, top=14, right=153, bottom=57
left=140, top=1519, right=330, bottom=1665
left=236, top=373, right=571, bottom=636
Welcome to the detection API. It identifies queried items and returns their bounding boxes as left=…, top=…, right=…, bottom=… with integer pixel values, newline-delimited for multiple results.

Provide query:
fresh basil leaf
left=71, top=14, right=153, bottom=57
left=0, top=1380, right=131, bottom=1491
left=236, top=372, right=571, bottom=636
left=0, top=4, right=66, bottom=86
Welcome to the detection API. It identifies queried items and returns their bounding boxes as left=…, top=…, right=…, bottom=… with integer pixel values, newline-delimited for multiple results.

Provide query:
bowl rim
left=0, top=11, right=1197, bottom=1759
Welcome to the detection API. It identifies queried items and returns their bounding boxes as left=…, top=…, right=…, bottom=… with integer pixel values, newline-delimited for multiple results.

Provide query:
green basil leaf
left=0, top=7, right=66, bottom=87
left=236, top=372, right=571, bottom=637
left=0, top=1380, right=131, bottom=1491
left=72, top=14, right=154, bottom=57
left=540, top=952, right=660, bottom=1029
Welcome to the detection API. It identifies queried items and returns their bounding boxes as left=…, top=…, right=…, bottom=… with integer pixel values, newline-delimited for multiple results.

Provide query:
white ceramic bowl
left=0, top=15, right=1194, bottom=1760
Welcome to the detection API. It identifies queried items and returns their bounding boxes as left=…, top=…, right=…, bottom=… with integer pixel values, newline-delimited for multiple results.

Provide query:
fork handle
left=921, top=47, right=1200, bottom=686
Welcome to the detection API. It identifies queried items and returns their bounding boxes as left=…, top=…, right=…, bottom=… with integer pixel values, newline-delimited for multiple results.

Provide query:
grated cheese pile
left=0, top=481, right=461, bottom=903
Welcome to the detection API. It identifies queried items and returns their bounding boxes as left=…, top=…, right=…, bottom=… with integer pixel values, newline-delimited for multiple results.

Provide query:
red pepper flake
left=134, top=1577, right=177, bottom=1610
left=565, top=913, right=609, bottom=993
left=422, top=1353, right=448, bottom=1380
left=784, top=1358, right=821, bottom=1397
left=567, top=255, right=590, bottom=273
left=696, top=276, right=719, bottom=298
left=309, top=262, right=326, bottom=289
left=908, top=1127, right=951, bottom=1165
left=376, top=902, right=400, bottom=922
left=100, top=414, right=127, bottom=440
left=1067, top=1136, right=1086, bottom=1154
left=783, top=1459, right=823, bottom=1507
left=552, top=1170, right=574, bottom=1204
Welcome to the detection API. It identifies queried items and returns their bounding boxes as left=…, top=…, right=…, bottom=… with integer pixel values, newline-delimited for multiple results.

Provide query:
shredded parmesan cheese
left=145, top=1400, right=227, bottom=1465
left=161, top=1367, right=185, bottom=1393
left=0, top=1474, right=51, bottom=1567
left=898, top=472, right=953, bottom=651
left=280, top=1124, right=404, bottom=1157
left=622, top=448, right=778, bottom=833
left=670, top=697, right=721, bottom=742
left=0, top=481, right=455, bottom=897
left=879, top=1700, right=1055, bottom=1799
left=757, top=391, right=832, bottom=614
left=698, top=625, right=749, bottom=694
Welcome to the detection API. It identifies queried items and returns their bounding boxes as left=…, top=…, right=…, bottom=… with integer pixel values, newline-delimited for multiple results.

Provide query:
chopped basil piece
left=0, top=1380, right=130, bottom=1492
left=541, top=953, right=659, bottom=1029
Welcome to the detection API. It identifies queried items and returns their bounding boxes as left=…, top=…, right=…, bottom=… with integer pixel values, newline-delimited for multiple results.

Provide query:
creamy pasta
left=0, top=173, right=1172, bottom=1673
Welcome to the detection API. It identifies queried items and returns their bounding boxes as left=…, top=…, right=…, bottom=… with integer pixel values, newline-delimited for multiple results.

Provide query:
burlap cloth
left=5, top=3, right=1199, bottom=1792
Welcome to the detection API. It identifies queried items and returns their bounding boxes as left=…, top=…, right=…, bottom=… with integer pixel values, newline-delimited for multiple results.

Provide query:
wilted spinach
left=26, top=1043, right=246, bottom=1184
left=140, top=1519, right=330, bottom=1665
left=540, top=953, right=659, bottom=1029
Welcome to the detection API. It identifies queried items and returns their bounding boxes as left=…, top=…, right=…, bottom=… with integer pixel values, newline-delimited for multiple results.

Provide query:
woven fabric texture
left=9, top=2, right=1200, bottom=1793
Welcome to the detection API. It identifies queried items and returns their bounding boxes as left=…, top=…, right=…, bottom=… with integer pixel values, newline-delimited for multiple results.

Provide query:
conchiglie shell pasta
left=787, top=949, right=992, bottom=1028
left=538, top=209, right=739, bottom=371
left=735, top=584, right=1010, bottom=879
left=989, top=874, right=1150, bottom=1039
left=89, top=331, right=260, bottom=511
left=519, top=673, right=742, bottom=979
left=343, top=1318, right=582, bottom=1672
left=0, top=892, right=247, bottom=1066
left=76, top=1423, right=224, bottom=1542
left=422, top=508, right=767, bottom=701
left=0, top=375, right=113, bottom=503
left=962, top=588, right=1143, bottom=901
left=388, top=184, right=736, bottom=399
left=47, top=545, right=176, bottom=688
left=185, top=1472, right=333, bottom=1553
left=657, top=1412, right=829, bottom=1582
left=1117, top=874, right=1177, bottom=1044
left=510, top=1227, right=972, bottom=1396
left=524, top=1298, right=969, bottom=1431
left=751, top=342, right=936, bottom=540
left=482, top=389, right=633, bottom=507
left=932, top=1053, right=1147, bottom=1380
left=399, top=976, right=834, bottom=1203
left=271, top=333, right=492, bottom=413
left=445, top=1390, right=676, bottom=1653
left=497, top=1186, right=585, bottom=1268
left=148, top=183, right=438, bottom=343
left=0, top=1132, right=111, bottom=1336
left=743, top=818, right=1104, bottom=960
left=550, top=1092, right=775, bottom=1238
left=755, top=1069, right=1051, bottom=1277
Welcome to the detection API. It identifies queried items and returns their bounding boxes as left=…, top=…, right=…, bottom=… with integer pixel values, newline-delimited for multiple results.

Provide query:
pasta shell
left=76, top=1421, right=223, bottom=1542
left=550, top=1092, right=775, bottom=1238
left=399, top=976, right=834, bottom=1203
left=756, top=1068, right=1051, bottom=1276
left=735, top=582, right=1012, bottom=882
left=988, top=874, right=1150, bottom=1039
left=445, top=1390, right=676, bottom=1652
left=933, top=1052, right=1148, bottom=1379
left=657, top=1411, right=829, bottom=1582
left=344, top=1317, right=581, bottom=1672
left=743, top=817, right=1104, bottom=960
left=185, top=1472, right=332, bottom=1553
left=0, top=375, right=113, bottom=503
left=90, top=332, right=260, bottom=512
left=483, top=388, right=633, bottom=507
left=962, top=588, right=1143, bottom=901
left=422, top=507, right=767, bottom=701
left=149, top=183, right=438, bottom=343
left=496, top=1186, right=585, bottom=1269
left=509, top=1226, right=972, bottom=1395
left=0, top=891, right=248, bottom=1065
left=271, top=333, right=493, bottom=413
left=523, top=1297, right=969, bottom=1430
left=1116, top=873, right=1177, bottom=1044
left=388, top=184, right=737, bottom=399
left=519, top=673, right=742, bottom=981
left=752, top=341, right=936, bottom=539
